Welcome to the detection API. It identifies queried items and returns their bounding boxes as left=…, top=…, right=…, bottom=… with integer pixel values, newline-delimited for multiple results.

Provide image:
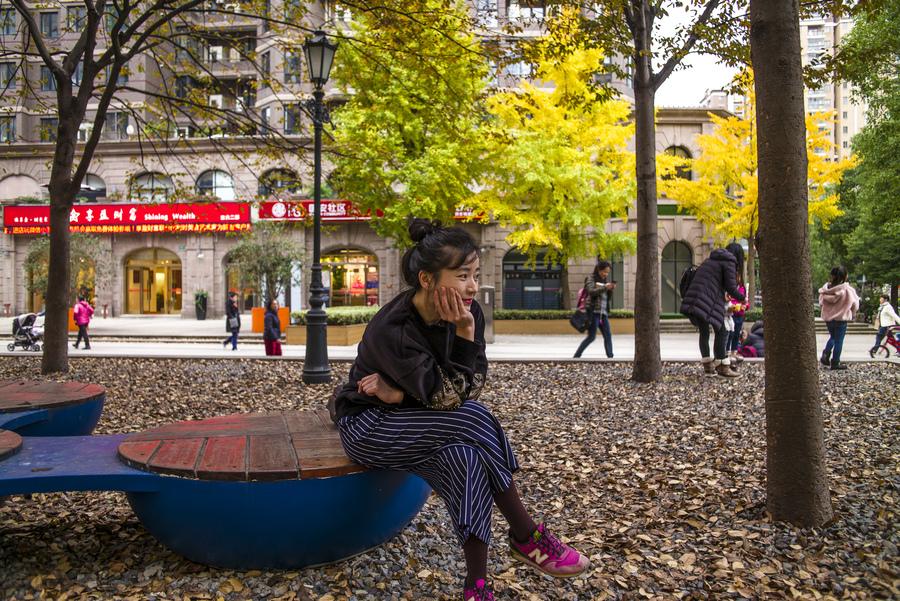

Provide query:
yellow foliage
left=659, top=70, right=856, bottom=243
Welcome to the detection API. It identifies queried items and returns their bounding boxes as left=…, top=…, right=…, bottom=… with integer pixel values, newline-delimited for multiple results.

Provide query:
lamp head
left=303, top=30, right=337, bottom=88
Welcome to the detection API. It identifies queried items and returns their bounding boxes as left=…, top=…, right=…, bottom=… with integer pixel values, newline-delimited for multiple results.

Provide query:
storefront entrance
left=124, top=248, right=182, bottom=314
left=322, top=249, right=379, bottom=307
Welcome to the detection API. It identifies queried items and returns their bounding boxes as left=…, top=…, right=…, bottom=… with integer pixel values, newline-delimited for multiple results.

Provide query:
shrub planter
left=286, top=324, right=368, bottom=346
left=194, top=296, right=208, bottom=321
left=495, top=317, right=635, bottom=336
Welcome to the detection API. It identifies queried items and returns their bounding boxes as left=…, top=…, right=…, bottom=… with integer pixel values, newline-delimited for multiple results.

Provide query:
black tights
left=463, top=481, right=537, bottom=588
left=697, top=318, right=728, bottom=360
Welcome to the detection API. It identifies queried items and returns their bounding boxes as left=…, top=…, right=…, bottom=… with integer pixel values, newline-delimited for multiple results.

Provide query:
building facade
left=0, top=2, right=724, bottom=319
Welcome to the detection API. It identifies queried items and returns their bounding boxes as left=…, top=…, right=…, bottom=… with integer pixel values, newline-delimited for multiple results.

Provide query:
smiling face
left=429, top=252, right=481, bottom=307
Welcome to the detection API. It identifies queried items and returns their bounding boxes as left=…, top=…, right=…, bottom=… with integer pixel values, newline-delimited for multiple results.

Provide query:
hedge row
left=291, top=306, right=380, bottom=326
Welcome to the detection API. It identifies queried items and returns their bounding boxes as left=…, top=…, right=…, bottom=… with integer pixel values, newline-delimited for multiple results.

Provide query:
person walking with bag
left=223, top=292, right=241, bottom=351
left=263, top=298, right=283, bottom=356
left=869, top=295, right=900, bottom=357
left=818, top=266, right=860, bottom=370
left=680, top=243, right=746, bottom=377
left=333, top=218, right=589, bottom=601
left=72, top=295, right=94, bottom=350
left=573, top=259, right=616, bottom=358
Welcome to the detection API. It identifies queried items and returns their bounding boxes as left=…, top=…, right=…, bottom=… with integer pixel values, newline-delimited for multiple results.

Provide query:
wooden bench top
left=117, top=410, right=366, bottom=482
left=0, top=380, right=106, bottom=414
left=0, top=429, right=23, bottom=461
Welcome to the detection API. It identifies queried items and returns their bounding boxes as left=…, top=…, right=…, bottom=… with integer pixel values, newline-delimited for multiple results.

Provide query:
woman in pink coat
left=73, top=295, right=94, bottom=350
left=818, top=266, right=860, bottom=370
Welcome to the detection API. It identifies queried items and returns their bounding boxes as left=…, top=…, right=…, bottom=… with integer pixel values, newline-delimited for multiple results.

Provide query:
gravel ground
left=0, top=357, right=897, bottom=600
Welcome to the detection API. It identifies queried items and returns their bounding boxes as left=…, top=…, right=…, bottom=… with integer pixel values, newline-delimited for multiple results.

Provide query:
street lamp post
left=302, top=30, right=337, bottom=385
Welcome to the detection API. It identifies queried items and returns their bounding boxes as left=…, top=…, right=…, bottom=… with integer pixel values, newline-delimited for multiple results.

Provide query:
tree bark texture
left=630, top=10, right=661, bottom=383
left=750, top=0, right=833, bottom=527
left=41, top=202, right=72, bottom=374
left=747, top=233, right=757, bottom=308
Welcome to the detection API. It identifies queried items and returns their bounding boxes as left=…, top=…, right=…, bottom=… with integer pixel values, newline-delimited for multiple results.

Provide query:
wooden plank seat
left=117, top=409, right=365, bottom=481
left=0, top=410, right=431, bottom=569
left=0, top=380, right=105, bottom=436
left=0, top=429, right=22, bottom=462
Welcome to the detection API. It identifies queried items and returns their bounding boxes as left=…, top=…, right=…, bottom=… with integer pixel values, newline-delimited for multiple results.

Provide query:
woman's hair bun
left=408, top=217, right=441, bottom=243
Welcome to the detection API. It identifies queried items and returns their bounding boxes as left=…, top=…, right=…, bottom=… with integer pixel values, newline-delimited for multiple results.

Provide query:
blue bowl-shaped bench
left=0, top=410, right=430, bottom=570
left=0, top=380, right=105, bottom=436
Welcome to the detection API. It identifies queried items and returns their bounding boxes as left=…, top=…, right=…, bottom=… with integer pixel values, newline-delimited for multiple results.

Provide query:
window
left=284, top=52, right=302, bottom=84
left=0, top=116, right=15, bottom=142
left=807, top=96, right=830, bottom=111
left=77, top=122, right=92, bottom=142
left=40, top=12, right=59, bottom=38
left=104, top=111, right=130, bottom=140
left=284, top=104, right=301, bottom=134
left=261, top=51, right=270, bottom=78
left=0, top=9, right=16, bottom=35
left=67, top=6, right=86, bottom=30
left=843, top=141, right=848, bottom=148
left=0, top=62, right=15, bottom=88
left=328, top=1, right=353, bottom=21
left=504, top=60, right=532, bottom=78
left=284, top=0, right=302, bottom=19
left=196, top=169, right=235, bottom=200
left=175, top=75, right=195, bottom=99
left=502, top=250, right=562, bottom=310
left=842, top=111, right=848, bottom=119
left=40, top=66, right=56, bottom=91
left=261, top=106, right=271, bottom=133
left=661, top=241, right=693, bottom=314
left=40, top=117, right=58, bottom=142
left=664, top=146, right=692, bottom=180
left=71, top=60, right=83, bottom=86
left=842, top=126, right=848, bottom=134
left=105, top=64, right=129, bottom=86
left=131, top=172, right=175, bottom=201
left=258, top=168, right=301, bottom=197
left=262, top=0, right=270, bottom=31
left=208, top=45, right=223, bottom=62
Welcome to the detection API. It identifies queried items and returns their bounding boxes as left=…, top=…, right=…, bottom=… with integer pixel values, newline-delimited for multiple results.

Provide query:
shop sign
left=258, top=200, right=485, bottom=223
left=2, top=202, right=251, bottom=234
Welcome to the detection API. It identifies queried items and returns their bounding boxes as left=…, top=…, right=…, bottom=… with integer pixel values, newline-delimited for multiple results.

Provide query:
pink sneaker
left=509, top=523, right=590, bottom=578
left=463, top=579, right=493, bottom=600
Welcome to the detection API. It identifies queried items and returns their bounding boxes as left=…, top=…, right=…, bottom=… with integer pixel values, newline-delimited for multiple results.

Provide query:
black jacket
left=680, top=249, right=744, bottom=329
left=263, top=309, right=281, bottom=341
left=225, top=299, right=241, bottom=332
left=745, top=320, right=764, bottom=357
left=333, top=289, right=487, bottom=420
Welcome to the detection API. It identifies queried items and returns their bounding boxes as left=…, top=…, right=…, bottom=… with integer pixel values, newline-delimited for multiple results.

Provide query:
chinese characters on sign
left=2, top=202, right=251, bottom=234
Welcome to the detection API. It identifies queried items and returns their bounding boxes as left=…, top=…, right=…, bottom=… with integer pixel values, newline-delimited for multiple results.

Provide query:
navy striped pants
left=338, top=400, right=520, bottom=545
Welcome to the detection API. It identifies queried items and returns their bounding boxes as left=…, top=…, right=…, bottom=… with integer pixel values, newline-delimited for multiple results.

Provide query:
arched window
left=196, top=169, right=235, bottom=201
left=664, top=146, right=692, bottom=181
left=0, top=174, right=42, bottom=201
left=258, top=168, right=301, bottom=198
left=502, top=250, right=562, bottom=310
left=131, top=172, right=175, bottom=202
left=661, top=241, right=693, bottom=314
left=76, top=174, right=106, bottom=202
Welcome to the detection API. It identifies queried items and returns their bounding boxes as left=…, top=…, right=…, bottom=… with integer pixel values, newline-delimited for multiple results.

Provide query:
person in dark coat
left=681, top=242, right=745, bottom=377
left=223, top=292, right=241, bottom=351
left=573, top=259, right=617, bottom=358
left=263, top=298, right=283, bottom=356
left=739, top=320, right=764, bottom=358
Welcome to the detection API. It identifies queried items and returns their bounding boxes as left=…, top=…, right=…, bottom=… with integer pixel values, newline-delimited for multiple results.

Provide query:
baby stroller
left=7, top=312, right=43, bottom=352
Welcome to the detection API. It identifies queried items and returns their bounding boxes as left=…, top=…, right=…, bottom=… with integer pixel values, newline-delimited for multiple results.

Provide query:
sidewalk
left=1, top=315, right=893, bottom=363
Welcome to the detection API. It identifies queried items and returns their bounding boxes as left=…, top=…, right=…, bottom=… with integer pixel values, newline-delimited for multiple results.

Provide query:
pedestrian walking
left=223, top=292, right=241, bottom=351
left=331, top=218, right=589, bottom=601
left=263, top=299, right=283, bottom=356
left=726, top=272, right=749, bottom=362
left=868, top=294, right=899, bottom=358
left=818, top=266, right=860, bottom=371
left=72, top=296, right=94, bottom=350
left=573, top=259, right=616, bottom=358
left=680, top=242, right=746, bottom=377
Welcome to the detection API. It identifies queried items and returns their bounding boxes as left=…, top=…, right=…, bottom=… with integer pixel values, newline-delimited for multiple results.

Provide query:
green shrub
left=493, top=309, right=635, bottom=320
left=291, top=306, right=379, bottom=326
left=744, top=308, right=763, bottom=323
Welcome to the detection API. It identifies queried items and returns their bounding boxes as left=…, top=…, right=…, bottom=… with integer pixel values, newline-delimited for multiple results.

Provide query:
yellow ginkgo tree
left=471, top=14, right=636, bottom=307
left=660, top=70, right=856, bottom=305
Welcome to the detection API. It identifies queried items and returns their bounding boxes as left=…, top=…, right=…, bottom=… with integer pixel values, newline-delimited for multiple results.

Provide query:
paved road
left=0, top=315, right=892, bottom=363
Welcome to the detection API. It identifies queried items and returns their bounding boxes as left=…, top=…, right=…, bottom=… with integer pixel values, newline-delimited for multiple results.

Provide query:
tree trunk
left=750, top=0, right=833, bottom=527
left=630, top=14, right=661, bottom=383
left=41, top=201, right=72, bottom=374
left=747, top=231, right=757, bottom=308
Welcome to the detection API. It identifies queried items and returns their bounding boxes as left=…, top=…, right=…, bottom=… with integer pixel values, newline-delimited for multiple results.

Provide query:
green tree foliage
left=328, top=0, right=489, bottom=242
left=832, top=1, right=900, bottom=293
left=227, top=222, right=304, bottom=304
left=24, top=234, right=108, bottom=303
left=472, top=13, right=636, bottom=271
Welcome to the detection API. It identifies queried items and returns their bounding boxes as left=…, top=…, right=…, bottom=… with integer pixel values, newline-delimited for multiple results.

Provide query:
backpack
left=576, top=287, right=588, bottom=311
left=678, top=265, right=697, bottom=303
